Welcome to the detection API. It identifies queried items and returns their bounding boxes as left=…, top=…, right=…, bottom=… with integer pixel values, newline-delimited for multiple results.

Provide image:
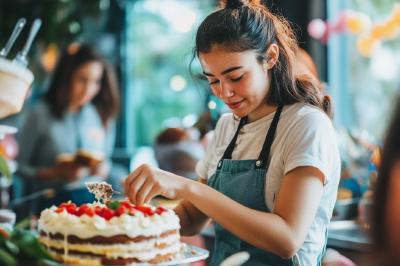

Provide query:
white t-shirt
left=196, top=103, right=341, bottom=266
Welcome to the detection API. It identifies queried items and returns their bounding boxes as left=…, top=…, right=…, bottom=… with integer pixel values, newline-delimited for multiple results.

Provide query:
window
left=124, top=0, right=215, bottom=148
left=328, top=0, right=400, bottom=140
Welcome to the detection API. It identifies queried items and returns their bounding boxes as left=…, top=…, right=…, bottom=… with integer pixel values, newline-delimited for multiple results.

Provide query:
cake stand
left=138, top=244, right=209, bottom=266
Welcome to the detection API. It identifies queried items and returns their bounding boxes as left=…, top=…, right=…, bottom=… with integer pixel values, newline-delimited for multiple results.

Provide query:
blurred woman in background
left=17, top=43, right=120, bottom=214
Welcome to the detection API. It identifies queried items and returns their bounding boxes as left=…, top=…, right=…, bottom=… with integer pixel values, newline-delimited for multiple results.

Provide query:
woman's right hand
left=124, top=164, right=189, bottom=205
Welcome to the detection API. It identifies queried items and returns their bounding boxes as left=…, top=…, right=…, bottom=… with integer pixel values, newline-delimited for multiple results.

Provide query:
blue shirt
left=17, top=100, right=115, bottom=190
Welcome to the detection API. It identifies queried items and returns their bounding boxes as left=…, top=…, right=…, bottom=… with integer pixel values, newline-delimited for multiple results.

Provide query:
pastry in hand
left=74, top=149, right=104, bottom=168
left=55, top=153, right=75, bottom=166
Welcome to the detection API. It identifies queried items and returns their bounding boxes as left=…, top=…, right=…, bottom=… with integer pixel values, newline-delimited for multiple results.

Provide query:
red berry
left=55, top=207, right=65, bottom=213
left=115, top=206, right=127, bottom=217
left=84, top=208, right=95, bottom=217
left=94, top=206, right=103, bottom=215
left=80, top=204, right=89, bottom=210
left=59, top=202, right=69, bottom=208
left=155, top=206, right=167, bottom=215
left=102, top=208, right=115, bottom=220
left=127, top=208, right=136, bottom=216
left=135, top=205, right=154, bottom=216
left=66, top=205, right=77, bottom=215
left=76, top=204, right=90, bottom=217
left=121, top=200, right=132, bottom=208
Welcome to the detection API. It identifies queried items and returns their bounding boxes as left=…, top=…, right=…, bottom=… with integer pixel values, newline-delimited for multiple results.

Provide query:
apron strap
left=256, top=105, right=283, bottom=168
left=218, top=105, right=284, bottom=169
left=220, top=116, right=247, bottom=160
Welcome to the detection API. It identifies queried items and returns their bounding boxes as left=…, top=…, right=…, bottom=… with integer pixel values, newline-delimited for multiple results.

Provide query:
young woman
left=17, top=43, right=120, bottom=212
left=124, top=0, right=340, bottom=265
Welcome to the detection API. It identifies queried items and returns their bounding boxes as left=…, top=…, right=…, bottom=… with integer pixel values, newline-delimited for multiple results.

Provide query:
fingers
left=124, top=165, right=144, bottom=196
left=124, top=164, right=153, bottom=204
left=143, top=185, right=161, bottom=205
left=136, top=177, right=159, bottom=205
left=127, top=175, right=146, bottom=204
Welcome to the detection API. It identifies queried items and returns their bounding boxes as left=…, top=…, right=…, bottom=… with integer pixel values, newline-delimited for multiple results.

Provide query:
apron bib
left=208, top=106, right=295, bottom=266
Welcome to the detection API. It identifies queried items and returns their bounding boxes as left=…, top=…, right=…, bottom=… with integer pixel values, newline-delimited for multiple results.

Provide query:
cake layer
left=39, top=233, right=180, bottom=256
left=47, top=243, right=181, bottom=265
left=40, top=229, right=178, bottom=244
left=48, top=250, right=177, bottom=266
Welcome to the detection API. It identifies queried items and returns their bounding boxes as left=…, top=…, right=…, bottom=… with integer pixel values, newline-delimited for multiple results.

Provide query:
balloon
left=392, top=5, right=400, bottom=25
left=308, top=19, right=327, bottom=40
left=308, top=6, right=400, bottom=57
left=357, top=36, right=379, bottom=57
left=346, top=12, right=371, bottom=34
left=382, top=21, right=398, bottom=40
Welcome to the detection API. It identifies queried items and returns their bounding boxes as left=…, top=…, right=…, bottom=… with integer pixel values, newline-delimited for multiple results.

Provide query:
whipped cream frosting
left=38, top=203, right=181, bottom=238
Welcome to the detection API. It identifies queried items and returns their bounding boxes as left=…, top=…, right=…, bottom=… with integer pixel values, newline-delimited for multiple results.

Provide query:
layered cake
left=38, top=200, right=182, bottom=265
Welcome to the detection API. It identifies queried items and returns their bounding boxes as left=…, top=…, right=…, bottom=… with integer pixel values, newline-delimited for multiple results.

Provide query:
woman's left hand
left=124, top=164, right=187, bottom=205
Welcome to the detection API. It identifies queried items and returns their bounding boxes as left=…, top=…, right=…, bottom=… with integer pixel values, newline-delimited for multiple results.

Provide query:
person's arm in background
left=89, top=119, right=117, bottom=181
left=91, top=119, right=116, bottom=178
left=17, top=104, right=81, bottom=182
left=16, top=106, right=44, bottom=181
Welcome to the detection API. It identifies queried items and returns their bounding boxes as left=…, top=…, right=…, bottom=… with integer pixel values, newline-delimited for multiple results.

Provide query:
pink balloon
left=335, top=11, right=351, bottom=32
left=308, top=19, right=327, bottom=40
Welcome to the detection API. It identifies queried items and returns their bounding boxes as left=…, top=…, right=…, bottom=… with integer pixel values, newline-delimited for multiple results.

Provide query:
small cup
left=0, top=57, right=33, bottom=119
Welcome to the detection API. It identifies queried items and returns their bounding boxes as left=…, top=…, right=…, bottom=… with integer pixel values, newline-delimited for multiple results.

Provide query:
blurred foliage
left=0, top=0, right=114, bottom=97
left=0, top=156, right=11, bottom=182
left=0, top=221, right=60, bottom=266
left=0, top=0, right=106, bottom=52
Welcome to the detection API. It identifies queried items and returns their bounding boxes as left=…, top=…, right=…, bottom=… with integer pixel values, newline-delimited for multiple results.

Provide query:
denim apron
left=208, top=105, right=295, bottom=266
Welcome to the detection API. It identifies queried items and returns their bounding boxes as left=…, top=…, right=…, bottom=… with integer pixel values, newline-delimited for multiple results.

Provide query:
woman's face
left=199, top=45, right=273, bottom=122
left=69, top=61, right=103, bottom=110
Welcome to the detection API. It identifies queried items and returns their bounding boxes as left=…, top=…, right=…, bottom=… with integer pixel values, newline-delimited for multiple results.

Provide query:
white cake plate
left=135, top=245, right=209, bottom=266
left=0, top=125, right=17, bottom=139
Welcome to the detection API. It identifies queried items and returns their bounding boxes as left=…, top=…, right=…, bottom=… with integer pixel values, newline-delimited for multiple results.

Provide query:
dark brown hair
left=44, top=43, right=120, bottom=126
left=156, top=128, right=190, bottom=144
left=372, top=94, right=400, bottom=251
left=193, top=0, right=332, bottom=117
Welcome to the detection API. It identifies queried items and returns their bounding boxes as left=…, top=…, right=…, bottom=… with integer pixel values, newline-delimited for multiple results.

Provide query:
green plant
left=0, top=156, right=11, bottom=182
left=0, top=221, right=60, bottom=266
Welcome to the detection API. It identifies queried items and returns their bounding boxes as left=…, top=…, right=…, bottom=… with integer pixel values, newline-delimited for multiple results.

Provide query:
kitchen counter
left=327, top=220, right=372, bottom=252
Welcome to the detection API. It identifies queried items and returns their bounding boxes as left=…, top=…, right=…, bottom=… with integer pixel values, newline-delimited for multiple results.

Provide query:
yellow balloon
left=392, top=5, right=400, bottom=26
left=346, top=13, right=370, bottom=34
left=371, top=24, right=386, bottom=39
left=382, top=21, right=399, bottom=40
left=357, top=36, right=379, bottom=57
left=347, top=16, right=364, bottom=34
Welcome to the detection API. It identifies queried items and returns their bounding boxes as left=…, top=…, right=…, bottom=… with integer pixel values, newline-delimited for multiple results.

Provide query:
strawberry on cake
left=38, top=200, right=182, bottom=265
